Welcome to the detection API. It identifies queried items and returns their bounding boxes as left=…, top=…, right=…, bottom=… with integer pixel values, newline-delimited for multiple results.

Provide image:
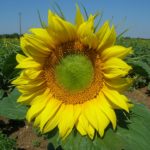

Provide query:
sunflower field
left=0, top=9, right=150, bottom=150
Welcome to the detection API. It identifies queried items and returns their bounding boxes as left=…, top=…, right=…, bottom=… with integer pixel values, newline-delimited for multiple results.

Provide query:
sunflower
left=12, top=6, right=133, bottom=139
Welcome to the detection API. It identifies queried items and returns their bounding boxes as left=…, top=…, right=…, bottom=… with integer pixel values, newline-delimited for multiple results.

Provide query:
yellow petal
left=76, top=114, right=95, bottom=139
left=102, top=57, right=132, bottom=78
left=17, top=81, right=45, bottom=94
left=57, top=105, right=73, bottom=139
left=96, top=21, right=109, bottom=40
left=26, top=89, right=51, bottom=122
left=16, top=54, right=26, bottom=63
left=43, top=104, right=65, bottom=133
left=21, top=35, right=50, bottom=63
left=30, top=28, right=55, bottom=48
left=102, top=86, right=129, bottom=112
left=77, top=15, right=99, bottom=49
left=97, top=22, right=116, bottom=51
left=39, top=98, right=62, bottom=131
left=12, top=70, right=43, bottom=89
left=93, top=101, right=110, bottom=136
left=20, top=40, right=47, bottom=64
left=33, top=112, right=42, bottom=127
left=24, top=69, right=43, bottom=80
left=84, top=99, right=110, bottom=137
left=75, top=4, right=84, bottom=28
left=12, top=73, right=29, bottom=85
left=101, top=46, right=133, bottom=60
left=83, top=101, right=99, bottom=131
left=47, top=10, right=76, bottom=44
left=76, top=120, right=86, bottom=136
left=96, top=93, right=117, bottom=129
left=17, top=89, right=44, bottom=104
left=105, top=77, right=133, bottom=91
left=16, top=57, right=42, bottom=69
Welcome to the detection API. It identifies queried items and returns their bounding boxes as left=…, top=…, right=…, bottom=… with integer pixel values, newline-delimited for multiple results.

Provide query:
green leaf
left=0, top=90, right=4, bottom=100
left=148, top=82, right=150, bottom=91
left=0, top=131, right=17, bottom=150
left=47, top=104, right=150, bottom=150
left=127, top=60, right=150, bottom=78
left=0, top=88, right=28, bottom=120
left=2, top=53, right=19, bottom=79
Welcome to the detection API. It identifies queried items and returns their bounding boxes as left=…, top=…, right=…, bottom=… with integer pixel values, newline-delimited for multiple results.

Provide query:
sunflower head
left=12, top=5, right=133, bottom=140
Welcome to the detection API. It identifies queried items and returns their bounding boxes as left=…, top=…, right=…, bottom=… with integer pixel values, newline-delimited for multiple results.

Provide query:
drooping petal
left=101, top=46, right=133, bottom=61
left=102, top=57, right=132, bottom=78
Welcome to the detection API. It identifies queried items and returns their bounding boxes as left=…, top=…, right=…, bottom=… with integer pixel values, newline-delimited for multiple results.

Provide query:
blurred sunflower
left=12, top=5, right=133, bottom=139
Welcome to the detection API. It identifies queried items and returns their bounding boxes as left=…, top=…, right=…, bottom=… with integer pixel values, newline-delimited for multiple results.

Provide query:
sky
left=0, top=0, right=150, bottom=38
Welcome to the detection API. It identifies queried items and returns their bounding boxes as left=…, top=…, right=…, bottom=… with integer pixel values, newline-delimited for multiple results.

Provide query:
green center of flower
left=55, top=54, right=94, bottom=93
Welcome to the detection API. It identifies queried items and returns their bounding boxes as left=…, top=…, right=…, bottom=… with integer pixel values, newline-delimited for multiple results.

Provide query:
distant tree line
left=0, top=33, right=21, bottom=39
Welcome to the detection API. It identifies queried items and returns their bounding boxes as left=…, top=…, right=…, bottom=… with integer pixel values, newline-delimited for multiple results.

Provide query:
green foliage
left=0, top=33, right=20, bottom=39
left=117, top=38, right=150, bottom=89
left=46, top=104, right=150, bottom=150
left=0, top=88, right=28, bottom=120
left=0, top=132, right=16, bottom=150
left=32, top=140, right=41, bottom=148
left=0, top=38, right=20, bottom=98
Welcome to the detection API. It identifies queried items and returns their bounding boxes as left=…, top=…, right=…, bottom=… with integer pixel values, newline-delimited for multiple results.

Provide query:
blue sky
left=0, top=0, right=150, bottom=38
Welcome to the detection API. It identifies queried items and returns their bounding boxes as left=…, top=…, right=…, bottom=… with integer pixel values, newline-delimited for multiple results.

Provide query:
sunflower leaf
left=0, top=88, right=28, bottom=120
left=47, top=104, right=150, bottom=150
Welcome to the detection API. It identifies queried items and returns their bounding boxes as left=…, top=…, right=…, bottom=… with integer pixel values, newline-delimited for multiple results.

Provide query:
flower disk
left=12, top=5, right=133, bottom=140
left=55, top=54, right=94, bottom=93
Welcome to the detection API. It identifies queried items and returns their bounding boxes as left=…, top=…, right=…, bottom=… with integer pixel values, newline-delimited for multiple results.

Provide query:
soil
left=0, top=119, right=48, bottom=150
left=126, top=86, right=150, bottom=108
left=0, top=87, right=150, bottom=150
